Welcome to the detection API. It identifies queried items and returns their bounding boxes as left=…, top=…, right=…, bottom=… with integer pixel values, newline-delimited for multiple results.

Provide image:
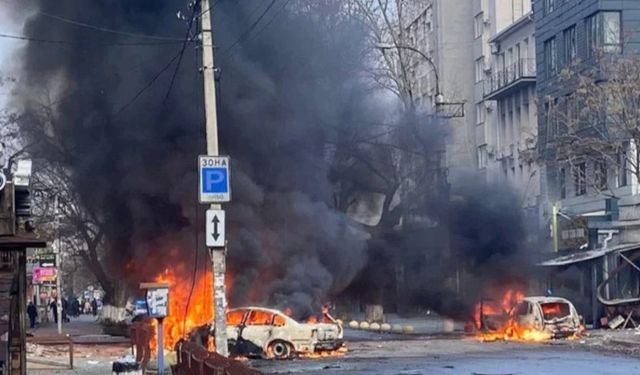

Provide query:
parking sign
left=199, top=155, right=231, bottom=203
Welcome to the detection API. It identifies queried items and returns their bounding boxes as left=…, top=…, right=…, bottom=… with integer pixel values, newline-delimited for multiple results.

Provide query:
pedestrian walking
left=49, top=299, right=58, bottom=324
left=27, top=301, right=37, bottom=329
left=62, top=298, right=70, bottom=322
left=91, top=299, right=98, bottom=316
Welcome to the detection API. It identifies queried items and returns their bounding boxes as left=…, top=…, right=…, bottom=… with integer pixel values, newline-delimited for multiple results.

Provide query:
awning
left=0, top=234, right=46, bottom=249
left=538, top=243, right=640, bottom=267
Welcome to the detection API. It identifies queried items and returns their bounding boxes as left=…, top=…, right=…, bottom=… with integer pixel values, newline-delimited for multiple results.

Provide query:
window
left=559, top=167, right=566, bottom=199
left=564, top=25, right=577, bottom=63
left=227, top=310, right=246, bottom=325
left=474, top=13, right=484, bottom=39
left=586, top=12, right=622, bottom=56
left=595, top=160, right=607, bottom=190
left=476, top=102, right=485, bottom=124
left=273, top=314, right=286, bottom=327
left=544, top=37, right=557, bottom=77
left=478, top=145, right=488, bottom=169
left=574, top=162, right=586, bottom=196
left=246, top=310, right=275, bottom=325
left=586, top=13, right=598, bottom=58
left=545, top=0, right=555, bottom=15
left=618, top=142, right=629, bottom=187
left=602, top=12, right=622, bottom=53
left=515, top=302, right=531, bottom=316
left=475, top=57, right=485, bottom=83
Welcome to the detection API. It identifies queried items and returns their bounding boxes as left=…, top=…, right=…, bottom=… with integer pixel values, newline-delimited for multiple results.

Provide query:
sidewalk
left=30, top=314, right=129, bottom=344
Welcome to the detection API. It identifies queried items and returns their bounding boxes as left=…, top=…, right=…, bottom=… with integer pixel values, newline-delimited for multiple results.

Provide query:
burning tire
left=268, top=340, right=293, bottom=359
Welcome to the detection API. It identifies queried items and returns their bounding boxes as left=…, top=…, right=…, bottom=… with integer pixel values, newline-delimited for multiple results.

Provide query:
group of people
left=26, top=297, right=99, bottom=329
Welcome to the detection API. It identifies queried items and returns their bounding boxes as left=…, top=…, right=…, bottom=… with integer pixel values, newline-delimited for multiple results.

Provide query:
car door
left=239, top=309, right=276, bottom=350
left=514, top=301, right=536, bottom=328
left=226, top=309, right=248, bottom=341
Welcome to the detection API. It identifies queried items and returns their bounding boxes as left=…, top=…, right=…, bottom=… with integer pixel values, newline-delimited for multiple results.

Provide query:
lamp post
left=376, top=43, right=444, bottom=105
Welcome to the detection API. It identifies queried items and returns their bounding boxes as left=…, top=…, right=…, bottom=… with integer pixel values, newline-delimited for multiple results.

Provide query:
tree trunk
left=364, top=304, right=385, bottom=323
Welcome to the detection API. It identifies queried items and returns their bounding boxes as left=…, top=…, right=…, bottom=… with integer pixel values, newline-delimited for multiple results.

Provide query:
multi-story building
left=482, top=1, right=543, bottom=253
left=482, top=1, right=539, bottom=214
left=535, top=0, right=640, bottom=326
left=401, top=0, right=476, bottom=181
left=402, top=0, right=540, bottom=209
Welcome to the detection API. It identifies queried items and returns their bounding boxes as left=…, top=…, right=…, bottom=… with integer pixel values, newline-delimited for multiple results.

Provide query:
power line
left=38, top=10, right=185, bottom=41
left=197, top=0, right=225, bottom=19
left=218, top=0, right=277, bottom=58
left=0, top=32, right=189, bottom=46
left=163, top=3, right=200, bottom=103
left=223, top=0, right=290, bottom=60
left=114, top=50, right=183, bottom=115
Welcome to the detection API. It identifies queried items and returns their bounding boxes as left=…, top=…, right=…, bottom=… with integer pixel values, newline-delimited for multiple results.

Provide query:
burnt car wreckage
left=189, top=307, right=344, bottom=359
left=476, top=296, right=582, bottom=339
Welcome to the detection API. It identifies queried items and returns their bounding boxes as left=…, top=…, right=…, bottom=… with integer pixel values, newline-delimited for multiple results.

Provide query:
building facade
left=401, top=0, right=476, bottom=180
left=482, top=1, right=539, bottom=212
left=401, top=0, right=541, bottom=211
left=535, top=0, right=640, bottom=326
left=535, top=0, right=639, bottom=247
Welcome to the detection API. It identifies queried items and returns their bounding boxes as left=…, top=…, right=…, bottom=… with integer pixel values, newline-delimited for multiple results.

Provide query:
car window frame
left=226, top=309, right=249, bottom=326
left=245, top=309, right=276, bottom=326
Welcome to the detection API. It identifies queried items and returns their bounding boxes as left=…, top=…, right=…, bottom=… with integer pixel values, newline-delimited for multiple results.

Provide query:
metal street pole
left=54, top=194, right=62, bottom=334
left=200, top=0, right=228, bottom=356
left=552, top=203, right=559, bottom=253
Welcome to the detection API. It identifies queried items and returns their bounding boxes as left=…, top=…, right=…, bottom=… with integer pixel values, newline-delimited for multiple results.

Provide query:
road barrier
left=172, top=340, right=262, bottom=375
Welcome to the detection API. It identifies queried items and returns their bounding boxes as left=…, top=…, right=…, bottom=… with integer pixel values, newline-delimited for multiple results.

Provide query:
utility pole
left=200, top=0, right=228, bottom=356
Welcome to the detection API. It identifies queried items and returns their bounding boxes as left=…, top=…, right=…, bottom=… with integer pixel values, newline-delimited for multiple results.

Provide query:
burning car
left=194, top=307, right=344, bottom=359
left=511, top=296, right=582, bottom=339
left=473, top=291, right=583, bottom=341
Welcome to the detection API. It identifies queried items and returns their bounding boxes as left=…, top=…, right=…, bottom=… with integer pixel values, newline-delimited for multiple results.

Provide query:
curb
left=344, top=320, right=414, bottom=334
left=608, top=338, right=640, bottom=348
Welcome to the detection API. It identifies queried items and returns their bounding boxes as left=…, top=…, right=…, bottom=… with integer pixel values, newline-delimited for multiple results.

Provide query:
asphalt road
left=27, top=328, right=640, bottom=374
left=251, top=329, right=640, bottom=375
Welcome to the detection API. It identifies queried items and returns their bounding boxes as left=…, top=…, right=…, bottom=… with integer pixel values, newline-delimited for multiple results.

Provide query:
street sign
left=199, top=155, right=231, bottom=203
left=206, top=209, right=225, bottom=248
left=37, top=253, right=56, bottom=267
left=32, top=267, right=57, bottom=284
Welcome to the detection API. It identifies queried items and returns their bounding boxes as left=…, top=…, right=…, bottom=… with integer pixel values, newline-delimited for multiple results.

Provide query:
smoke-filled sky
left=8, top=0, right=534, bottom=319
left=10, top=0, right=377, bottom=316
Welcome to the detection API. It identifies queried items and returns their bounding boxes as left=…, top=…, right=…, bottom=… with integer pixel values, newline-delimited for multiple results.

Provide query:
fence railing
left=484, top=58, right=536, bottom=96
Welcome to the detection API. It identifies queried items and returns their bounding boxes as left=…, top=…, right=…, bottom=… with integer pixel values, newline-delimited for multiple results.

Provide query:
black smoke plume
left=13, top=0, right=371, bottom=316
left=12, top=0, right=535, bottom=320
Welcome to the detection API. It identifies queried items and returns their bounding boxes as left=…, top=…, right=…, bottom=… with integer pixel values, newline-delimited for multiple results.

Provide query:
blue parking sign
left=199, top=156, right=231, bottom=203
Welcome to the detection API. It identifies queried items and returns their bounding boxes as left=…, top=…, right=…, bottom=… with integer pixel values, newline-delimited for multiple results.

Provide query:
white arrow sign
left=206, top=209, right=225, bottom=248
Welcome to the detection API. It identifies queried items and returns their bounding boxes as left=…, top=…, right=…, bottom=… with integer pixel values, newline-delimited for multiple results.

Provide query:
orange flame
left=473, top=290, right=553, bottom=342
left=148, top=266, right=216, bottom=352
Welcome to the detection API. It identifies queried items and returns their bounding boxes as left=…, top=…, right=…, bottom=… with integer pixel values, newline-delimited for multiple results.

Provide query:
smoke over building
left=11, top=0, right=534, bottom=319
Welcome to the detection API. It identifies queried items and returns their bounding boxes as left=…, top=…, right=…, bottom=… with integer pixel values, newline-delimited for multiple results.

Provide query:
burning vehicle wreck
left=512, top=297, right=583, bottom=339
left=473, top=291, right=583, bottom=341
left=190, top=307, right=344, bottom=359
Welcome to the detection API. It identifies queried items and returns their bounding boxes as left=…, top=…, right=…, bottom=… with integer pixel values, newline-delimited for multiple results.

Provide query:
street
left=26, top=321, right=640, bottom=374
left=253, top=330, right=640, bottom=375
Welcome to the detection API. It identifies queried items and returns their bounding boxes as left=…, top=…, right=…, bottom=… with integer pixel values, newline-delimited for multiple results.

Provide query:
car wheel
left=268, top=340, right=293, bottom=359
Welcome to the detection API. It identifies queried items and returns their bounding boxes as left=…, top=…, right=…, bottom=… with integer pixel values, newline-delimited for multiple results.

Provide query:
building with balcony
left=481, top=9, right=539, bottom=211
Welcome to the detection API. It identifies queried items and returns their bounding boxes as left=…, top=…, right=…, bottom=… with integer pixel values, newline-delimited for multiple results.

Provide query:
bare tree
left=544, top=53, right=640, bottom=198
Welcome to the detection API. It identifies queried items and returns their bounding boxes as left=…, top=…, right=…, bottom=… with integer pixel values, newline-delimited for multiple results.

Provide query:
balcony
left=484, top=58, right=536, bottom=101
